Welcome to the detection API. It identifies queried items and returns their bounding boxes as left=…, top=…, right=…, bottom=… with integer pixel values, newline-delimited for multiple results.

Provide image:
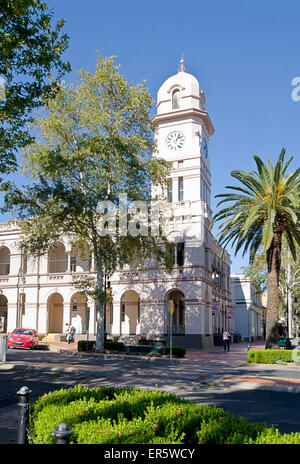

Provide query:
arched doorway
left=48, top=293, right=63, bottom=333
left=0, top=295, right=7, bottom=333
left=167, top=290, right=185, bottom=335
left=120, top=291, right=140, bottom=335
left=70, top=292, right=88, bottom=335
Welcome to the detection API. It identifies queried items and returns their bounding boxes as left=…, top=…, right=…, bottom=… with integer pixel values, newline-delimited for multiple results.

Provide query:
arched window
left=172, top=89, right=180, bottom=109
left=0, top=247, right=10, bottom=275
left=49, top=244, right=68, bottom=273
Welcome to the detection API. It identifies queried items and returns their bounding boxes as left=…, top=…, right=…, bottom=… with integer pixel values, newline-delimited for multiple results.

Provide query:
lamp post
left=86, top=303, right=90, bottom=351
left=104, top=274, right=112, bottom=342
left=169, top=300, right=174, bottom=359
left=16, top=268, right=21, bottom=328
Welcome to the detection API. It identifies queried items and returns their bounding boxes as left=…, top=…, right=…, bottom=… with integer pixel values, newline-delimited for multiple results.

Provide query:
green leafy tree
left=213, top=149, right=300, bottom=347
left=279, top=244, right=300, bottom=337
left=0, top=0, right=70, bottom=178
left=242, top=246, right=268, bottom=294
left=243, top=241, right=300, bottom=336
left=3, top=55, right=173, bottom=351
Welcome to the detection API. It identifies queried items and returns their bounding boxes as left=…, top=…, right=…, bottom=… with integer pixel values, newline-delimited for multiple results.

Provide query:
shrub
left=247, top=350, right=293, bottom=364
left=29, top=386, right=188, bottom=444
left=77, top=340, right=96, bottom=352
left=29, top=385, right=300, bottom=444
left=77, top=340, right=124, bottom=352
left=104, top=340, right=124, bottom=352
left=163, top=345, right=186, bottom=358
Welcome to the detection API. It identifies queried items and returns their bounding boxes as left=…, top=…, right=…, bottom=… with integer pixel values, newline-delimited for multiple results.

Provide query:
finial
left=178, top=53, right=186, bottom=73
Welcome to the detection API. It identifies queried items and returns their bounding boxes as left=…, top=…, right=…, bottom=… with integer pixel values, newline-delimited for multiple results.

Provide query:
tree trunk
left=265, top=231, right=282, bottom=348
left=287, top=249, right=293, bottom=339
left=94, top=246, right=104, bottom=352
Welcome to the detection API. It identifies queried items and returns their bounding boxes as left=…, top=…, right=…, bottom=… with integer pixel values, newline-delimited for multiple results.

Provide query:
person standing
left=223, top=329, right=230, bottom=351
left=65, top=323, right=75, bottom=344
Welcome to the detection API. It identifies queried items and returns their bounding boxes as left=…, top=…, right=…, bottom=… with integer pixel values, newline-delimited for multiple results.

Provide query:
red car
left=8, top=328, right=39, bottom=350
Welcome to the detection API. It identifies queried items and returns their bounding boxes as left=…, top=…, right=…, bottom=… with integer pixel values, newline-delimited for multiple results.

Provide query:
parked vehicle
left=8, top=328, right=39, bottom=350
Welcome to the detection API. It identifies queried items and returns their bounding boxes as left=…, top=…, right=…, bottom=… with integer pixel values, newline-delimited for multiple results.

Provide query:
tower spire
left=178, top=53, right=186, bottom=73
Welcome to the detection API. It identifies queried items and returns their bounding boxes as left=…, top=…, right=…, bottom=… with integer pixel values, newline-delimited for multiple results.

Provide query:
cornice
left=152, top=107, right=215, bottom=137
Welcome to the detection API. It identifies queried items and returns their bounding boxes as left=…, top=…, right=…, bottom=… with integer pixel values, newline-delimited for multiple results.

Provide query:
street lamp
left=16, top=267, right=21, bottom=328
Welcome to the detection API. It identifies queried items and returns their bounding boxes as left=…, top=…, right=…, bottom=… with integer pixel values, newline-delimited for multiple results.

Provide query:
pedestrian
left=223, top=329, right=230, bottom=351
left=65, top=323, right=74, bottom=344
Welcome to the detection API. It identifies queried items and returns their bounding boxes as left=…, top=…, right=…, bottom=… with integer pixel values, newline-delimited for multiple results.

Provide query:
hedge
left=247, top=350, right=294, bottom=364
left=77, top=340, right=124, bottom=352
left=163, top=345, right=186, bottom=358
left=29, top=385, right=300, bottom=444
left=77, top=341, right=186, bottom=357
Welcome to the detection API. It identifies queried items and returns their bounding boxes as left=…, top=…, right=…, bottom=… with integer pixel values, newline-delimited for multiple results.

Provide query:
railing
left=172, top=325, right=185, bottom=335
left=166, top=325, right=185, bottom=336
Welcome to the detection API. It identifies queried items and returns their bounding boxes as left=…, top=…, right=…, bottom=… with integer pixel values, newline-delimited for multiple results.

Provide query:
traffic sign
left=169, top=300, right=175, bottom=314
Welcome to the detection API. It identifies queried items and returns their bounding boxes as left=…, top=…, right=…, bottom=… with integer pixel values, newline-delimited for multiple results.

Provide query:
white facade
left=0, top=224, right=97, bottom=339
left=231, top=274, right=264, bottom=341
left=0, top=59, right=232, bottom=348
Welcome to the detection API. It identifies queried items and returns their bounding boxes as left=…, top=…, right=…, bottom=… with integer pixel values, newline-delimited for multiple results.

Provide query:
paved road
left=2, top=343, right=300, bottom=443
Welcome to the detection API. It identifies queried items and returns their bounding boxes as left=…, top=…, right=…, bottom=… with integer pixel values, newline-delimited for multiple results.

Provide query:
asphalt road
left=2, top=347, right=300, bottom=445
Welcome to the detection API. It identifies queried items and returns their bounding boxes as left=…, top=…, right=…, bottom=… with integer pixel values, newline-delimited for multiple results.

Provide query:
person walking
left=223, top=329, right=230, bottom=351
left=65, top=323, right=75, bottom=344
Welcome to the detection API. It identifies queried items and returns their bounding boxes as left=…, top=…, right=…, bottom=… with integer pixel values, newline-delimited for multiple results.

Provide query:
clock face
left=165, top=131, right=185, bottom=151
left=203, top=137, right=208, bottom=158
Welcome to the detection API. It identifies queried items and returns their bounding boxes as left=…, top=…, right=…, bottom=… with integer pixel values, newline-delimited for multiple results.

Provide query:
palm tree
left=213, top=149, right=300, bottom=347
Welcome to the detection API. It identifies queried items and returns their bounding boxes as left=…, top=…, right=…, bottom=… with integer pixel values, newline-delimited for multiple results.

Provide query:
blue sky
left=4, top=0, right=300, bottom=273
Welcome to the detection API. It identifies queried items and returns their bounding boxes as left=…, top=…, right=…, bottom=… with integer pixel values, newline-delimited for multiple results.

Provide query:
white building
left=230, top=274, right=264, bottom=341
left=0, top=58, right=232, bottom=348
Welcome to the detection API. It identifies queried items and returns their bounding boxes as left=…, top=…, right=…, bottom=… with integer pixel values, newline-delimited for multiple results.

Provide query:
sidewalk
left=46, top=339, right=265, bottom=359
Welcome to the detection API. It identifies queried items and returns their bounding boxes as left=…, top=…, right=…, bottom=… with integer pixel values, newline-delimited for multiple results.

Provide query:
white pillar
left=38, top=303, right=47, bottom=334
left=63, top=302, right=70, bottom=328
left=67, top=252, right=71, bottom=272
left=87, top=299, right=95, bottom=335
left=111, top=301, right=121, bottom=335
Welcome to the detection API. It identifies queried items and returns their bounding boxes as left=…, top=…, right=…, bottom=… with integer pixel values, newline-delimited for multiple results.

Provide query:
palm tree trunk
left=265, top=231, right=282, bottom=348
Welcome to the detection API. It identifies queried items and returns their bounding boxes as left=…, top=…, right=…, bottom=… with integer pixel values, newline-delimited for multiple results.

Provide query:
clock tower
left=152, top=56, right=214, bottom=239
left=109, top=57, right=232, bottom=350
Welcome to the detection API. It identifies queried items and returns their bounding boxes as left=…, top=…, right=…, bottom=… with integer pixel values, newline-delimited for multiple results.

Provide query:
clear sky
left=4, top=0, right=300, bottom=273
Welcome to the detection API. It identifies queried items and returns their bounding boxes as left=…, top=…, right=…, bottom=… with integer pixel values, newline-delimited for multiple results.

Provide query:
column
left=63, top=302, right=70, bottom=328
left=38, top=303, right=47, bottom=334
left=67, top=252, right=71, bottom=272
left=87, top=299, right=95, bottom=335
left=111, top=301, right=121, bottom=336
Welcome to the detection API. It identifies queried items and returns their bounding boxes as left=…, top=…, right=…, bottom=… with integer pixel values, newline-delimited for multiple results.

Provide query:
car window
left=13, top=329, right=33, bottom=335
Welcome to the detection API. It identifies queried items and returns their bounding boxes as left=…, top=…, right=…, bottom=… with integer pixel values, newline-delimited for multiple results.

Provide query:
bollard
left=51, top=423, right=73, bottom=444
left=17, top=386, right=32, bottom=444
left=0, top=335, right=8, bottom=362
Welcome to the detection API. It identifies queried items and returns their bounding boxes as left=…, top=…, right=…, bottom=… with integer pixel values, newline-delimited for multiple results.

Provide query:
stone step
left=42, top=333, right=66, bottom=342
